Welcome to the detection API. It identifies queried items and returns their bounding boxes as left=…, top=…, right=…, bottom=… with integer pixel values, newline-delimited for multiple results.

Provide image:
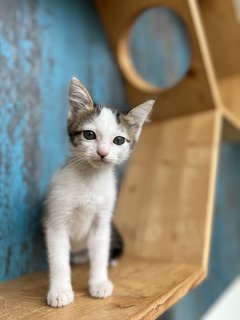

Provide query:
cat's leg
left=45, top=227, right=74, bottom=307
left=87, top=214, right=113, bottom=298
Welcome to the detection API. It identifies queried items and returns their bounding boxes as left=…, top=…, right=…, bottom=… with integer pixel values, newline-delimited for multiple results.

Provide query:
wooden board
left=198, top=1, right=240, bottom=132
left=114, top=111, right=221, bottom=270
left=0, top=256, right=204, bottom=320
left=199, top=0, right=240, bottom=78
left=96, top=0, right=220, bottom=121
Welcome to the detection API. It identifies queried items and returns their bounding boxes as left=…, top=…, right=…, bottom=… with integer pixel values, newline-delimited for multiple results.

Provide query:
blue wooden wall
left=0, top=0, right=127, bottom=282
left=0, top=2, right=240, bottom=319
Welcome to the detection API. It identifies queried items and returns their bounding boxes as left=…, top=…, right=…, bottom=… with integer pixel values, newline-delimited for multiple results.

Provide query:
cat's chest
left=68, top=178, right=111, bottom=245
left=68, top=168, right=116, bottom=211
left=76, top=178, right=107, bottom=209
left=68, top=204, right=95, bottom=244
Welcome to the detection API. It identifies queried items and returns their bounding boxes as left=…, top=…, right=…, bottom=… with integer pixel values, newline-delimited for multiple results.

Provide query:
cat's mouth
left=90, top=158, right=112, bottom=168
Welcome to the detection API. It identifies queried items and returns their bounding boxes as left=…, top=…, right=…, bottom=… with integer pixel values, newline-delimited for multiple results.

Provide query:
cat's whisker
left=70, top=158, right=86, bottom=166
left=68, top=157, right=88, bottom=169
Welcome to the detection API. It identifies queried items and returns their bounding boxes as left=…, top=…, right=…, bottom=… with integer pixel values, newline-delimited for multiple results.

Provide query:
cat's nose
left=97, top=150, right=108, bottom=159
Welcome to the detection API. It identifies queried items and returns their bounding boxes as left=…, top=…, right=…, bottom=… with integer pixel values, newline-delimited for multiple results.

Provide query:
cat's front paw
left=89, top=280, right=113, bottom=298
left=47, top=288, right=74, bottom=307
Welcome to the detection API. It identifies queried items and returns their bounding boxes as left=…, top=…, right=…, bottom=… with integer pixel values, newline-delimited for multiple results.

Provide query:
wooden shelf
left=0, top=256, right=204, bottom=320
left=115, top=110, right=221, bottom=269
left=0, top=111, right=219, bottom=319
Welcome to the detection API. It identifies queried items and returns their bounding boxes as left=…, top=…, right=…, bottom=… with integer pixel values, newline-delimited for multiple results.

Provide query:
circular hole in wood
left=118, top=7, right=191, bottom=93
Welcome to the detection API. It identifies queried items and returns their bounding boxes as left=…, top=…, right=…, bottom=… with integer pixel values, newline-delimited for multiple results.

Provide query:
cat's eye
left=83, top=130, right=96, bottom=140
left=113, top=136, right=125, bottom=145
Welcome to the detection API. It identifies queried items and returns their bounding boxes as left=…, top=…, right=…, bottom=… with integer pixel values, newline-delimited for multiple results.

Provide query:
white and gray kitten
left=43, top=77, right=155, bottom=307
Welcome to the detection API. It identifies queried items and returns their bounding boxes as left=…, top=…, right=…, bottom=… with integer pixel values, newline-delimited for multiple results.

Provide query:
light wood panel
left=115, top=110, right=221, bottom=269
left=198, top=1, right=240, bottom=130
left=96, top=0, right=220, bottom=121
left=199, top=0, right=240, bottom=78
left=96, top=0, right=240, bottom=133
left=0, top=256, right=204, bottom=320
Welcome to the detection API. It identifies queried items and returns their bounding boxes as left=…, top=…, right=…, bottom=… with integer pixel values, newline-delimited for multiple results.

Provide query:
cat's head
left=67, top=77, right=155, bottom=169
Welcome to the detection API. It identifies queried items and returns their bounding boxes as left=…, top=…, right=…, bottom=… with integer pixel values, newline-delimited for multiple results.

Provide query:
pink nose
left=97, top=150, right=108, bottom=158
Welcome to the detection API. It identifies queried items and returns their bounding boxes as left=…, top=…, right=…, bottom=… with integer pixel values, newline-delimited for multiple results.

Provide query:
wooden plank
left=0, top=256, right=204, bottom=320
left=198, top=1, right=240, bottom=135
left=114, top=111, right=221, bottom=269
left=96, top=0, right=220, bottom=121
left=199, top=0, right=240, bottom=78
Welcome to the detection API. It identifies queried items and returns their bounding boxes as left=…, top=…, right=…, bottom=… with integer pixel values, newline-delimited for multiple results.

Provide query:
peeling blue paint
left=0, top=0, right=127, bottom=282
left=0, top=33, right=14, bottom=69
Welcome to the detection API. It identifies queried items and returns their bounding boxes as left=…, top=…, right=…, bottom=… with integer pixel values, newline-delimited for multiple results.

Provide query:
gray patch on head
left=68, top=104, right=102, bottom=146
left=100, top=106, right=136, bottom=148
left=114, top=110, right=137, bottom=148
left=94, top=103, right=103, bottom=116
left=68, top=103, right=137, bottom=149
left=114, top=110, right=122, bottom=125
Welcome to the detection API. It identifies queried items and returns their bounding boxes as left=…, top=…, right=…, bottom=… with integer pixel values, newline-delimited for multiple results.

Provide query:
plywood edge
left=198, top=0, right=240, bottom=78
left=201, top=110, right=222, bottom=271
left=187, top=0, right=222, bottom=111
left=131, top=265, right=205, bottom=319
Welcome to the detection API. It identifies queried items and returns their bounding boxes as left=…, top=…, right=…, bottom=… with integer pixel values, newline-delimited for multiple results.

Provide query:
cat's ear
left=125, top=99, right=155, bottom=140
left=68, top=77, right=94, bottom=120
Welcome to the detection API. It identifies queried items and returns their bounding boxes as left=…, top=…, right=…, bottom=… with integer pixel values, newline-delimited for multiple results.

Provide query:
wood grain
left=114, top=111, right=221, bottom=270
left=199, top=0, right=240, bottom=78
left=199, top=0, right=240, bottom=132
left=96, top=0, right=220, bottom=121
left=0, top=256, right=204, bottom=320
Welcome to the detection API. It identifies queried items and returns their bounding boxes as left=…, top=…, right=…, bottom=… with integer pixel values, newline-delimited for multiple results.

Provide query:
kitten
left=43, top=77, right=155, bottom=307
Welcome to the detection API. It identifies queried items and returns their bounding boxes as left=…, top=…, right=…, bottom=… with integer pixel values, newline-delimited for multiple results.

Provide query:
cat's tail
left=109, top=222, right=124, bottom=266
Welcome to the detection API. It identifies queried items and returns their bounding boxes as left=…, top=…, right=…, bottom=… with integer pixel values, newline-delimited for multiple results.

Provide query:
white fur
left=45, top=163, right=116, bottom=307
left=44, top=110, right=125, bottom=307
left=44, top=78, right=154, bottom=307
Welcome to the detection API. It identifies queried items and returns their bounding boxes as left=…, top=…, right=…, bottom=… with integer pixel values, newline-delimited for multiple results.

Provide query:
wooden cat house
left=1, top=0, right=240, bottom=319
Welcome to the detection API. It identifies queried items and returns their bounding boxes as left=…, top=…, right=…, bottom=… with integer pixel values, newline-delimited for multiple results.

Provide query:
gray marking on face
left=68, top=104, right=104, bottom=146
left=68, top=102, right=139, bottom=149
